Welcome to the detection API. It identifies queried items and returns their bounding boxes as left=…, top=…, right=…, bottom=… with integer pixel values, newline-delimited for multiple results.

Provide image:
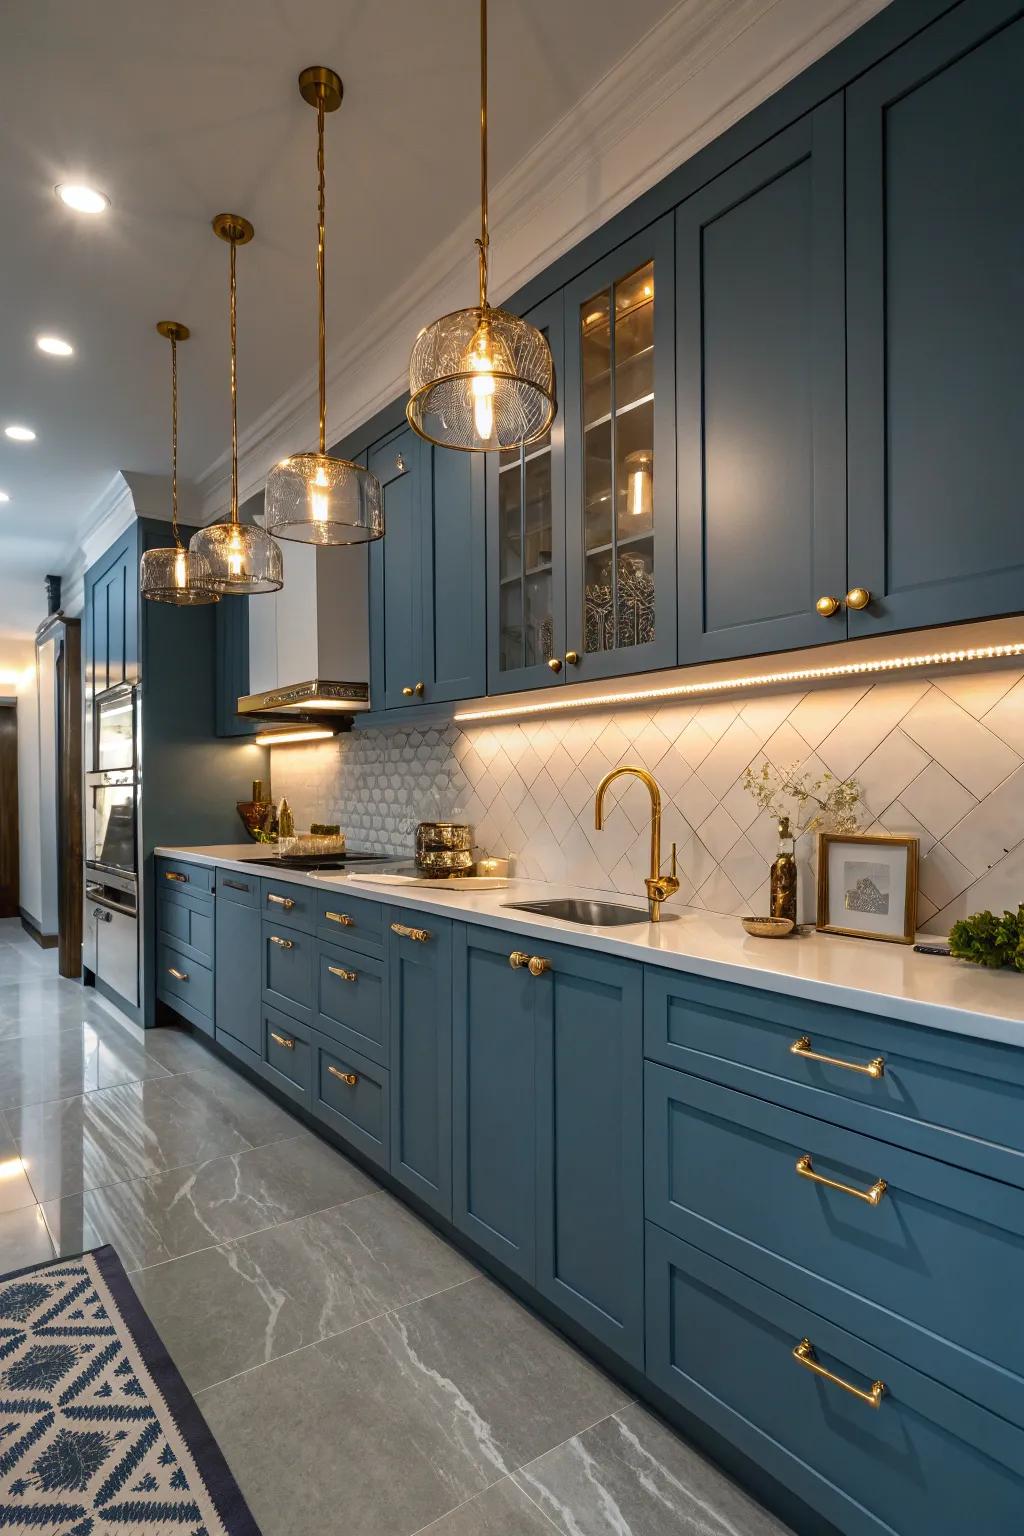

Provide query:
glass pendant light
left=189, top=215, right=283, bottom=594
left=407, top=0, right=555, bottom=452
left=141, top=322, right=219, bottom=604
left=265, top=68, right=383, bottom=544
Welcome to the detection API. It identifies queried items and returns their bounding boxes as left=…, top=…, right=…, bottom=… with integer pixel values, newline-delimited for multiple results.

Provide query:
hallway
left=0, top=918, right=790, bottom=1536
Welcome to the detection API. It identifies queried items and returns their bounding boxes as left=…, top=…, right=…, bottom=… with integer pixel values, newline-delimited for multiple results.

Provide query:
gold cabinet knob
left=528, top=955, right=551, bottom=977
left=815, top=595, right=841, bottom=618
left=509, top=950, right=530, bottom=968
left=548, top=657, right=562, bottom=673
left=846, top=586, right=871, bottom=610
left=402, top=685, right=414, bottom=697
left=565, top=650, right=580, bottom=665
left=414, top=681, right=425, bottom=696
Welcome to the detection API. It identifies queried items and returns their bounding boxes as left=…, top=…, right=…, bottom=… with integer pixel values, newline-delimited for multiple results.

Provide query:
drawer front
left=316, top=891, right=385, bottom=957
left=646, top=1223, right=1024, bottom=1536
left=156, top=890, right=214, bottom=966
left=261, top=878, right=315, bottom=932
left=317, top=941, right=388, bottom=1065
left=156, top=857, right=214, bottom=896
left=646, top=1062, right=1024, bottom=1430
left=262, top=922, right=315, bottom=1024
left=215, top=868, right=260, bottom=907
left=258, top=1005, right=311, bottom=1107
left=156, top=940, right=214, bottom=1025
left=644, top=968, right=1024, bottom=1186
left=310, top=1030, right=389, bottom=1170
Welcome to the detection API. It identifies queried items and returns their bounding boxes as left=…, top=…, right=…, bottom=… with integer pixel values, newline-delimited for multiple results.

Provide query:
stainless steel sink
left=502, top=897, right=667, bottom=927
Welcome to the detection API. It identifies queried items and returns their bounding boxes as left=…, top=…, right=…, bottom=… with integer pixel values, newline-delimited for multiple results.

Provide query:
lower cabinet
left=388, top=909, right=452, bottom=1218
left=310, top=1029, right=390, bottom=1171
left=214, top=876, right=261, bottom=1055
left=453, top=923, right=645, bottom=1366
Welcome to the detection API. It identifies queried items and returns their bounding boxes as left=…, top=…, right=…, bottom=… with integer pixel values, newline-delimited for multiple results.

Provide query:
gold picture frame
left=816, top=832, right=919, bottom=945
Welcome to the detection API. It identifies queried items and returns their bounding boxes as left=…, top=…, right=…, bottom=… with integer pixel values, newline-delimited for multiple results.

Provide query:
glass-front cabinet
left=486, top=296, right=566, bottom=693
left=564, top=216, right=676, bottom=680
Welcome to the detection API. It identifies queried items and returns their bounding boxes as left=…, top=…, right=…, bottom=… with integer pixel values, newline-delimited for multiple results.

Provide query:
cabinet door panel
left=677, top=103, right=846, bottom=661
left=389, top=912, right=452, bottom=1217
left=486, top=294, right=567, bottom=694
left=453, top=924, right=536, bottom=1280
left=536, top=947, right=644, bottom=1366
left=369, top=427, right=422, bottom=709
left=422, top=450, right=486, bottom=703
left=564, top=216, right=676, bottom=680
left=847, top=4, right=1024, bottom=635
left=215, top=895, right=262, bottom=1054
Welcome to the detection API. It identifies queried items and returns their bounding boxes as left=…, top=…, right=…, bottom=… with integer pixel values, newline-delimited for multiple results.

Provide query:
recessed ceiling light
left=55, top=183, right=109, bottom=214
left=36, top=335, right=73, bottom=357
left=0, top=491, right=10, bottom=503
left=4, top=425, right=36, bottom=442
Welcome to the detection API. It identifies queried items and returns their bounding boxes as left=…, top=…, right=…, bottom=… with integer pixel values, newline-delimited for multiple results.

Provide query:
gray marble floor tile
left=156, top=1066, right=303, bottom=1149
left=125, top=1023, right=236, bottom=1077
left=0, top=1026, right=172, bottom=1108
left=513, top=1402, right=794, bottom=1536
left=416, top=1478, right=557, bottom=1536
left=132, top=1190, right=477, bottom=1391
left=317, top=1275, right=629, bottom=1483
left=42, top=1133, right=378, bottom=1270
left=0, top=1119, right=36, bottom=1213
left=0, top=1204, right=56, bottom=1271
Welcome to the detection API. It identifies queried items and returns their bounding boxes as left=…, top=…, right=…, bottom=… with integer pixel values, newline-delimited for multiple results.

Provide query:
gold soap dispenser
left=771, top=816, right=797, bottom=924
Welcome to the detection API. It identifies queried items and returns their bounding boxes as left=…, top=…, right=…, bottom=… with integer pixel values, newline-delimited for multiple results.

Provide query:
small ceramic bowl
left=741, top=915, right=795, bottom=938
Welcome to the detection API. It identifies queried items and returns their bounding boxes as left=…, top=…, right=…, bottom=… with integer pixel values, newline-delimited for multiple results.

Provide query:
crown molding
left=197, top=0, right=887, bottom=523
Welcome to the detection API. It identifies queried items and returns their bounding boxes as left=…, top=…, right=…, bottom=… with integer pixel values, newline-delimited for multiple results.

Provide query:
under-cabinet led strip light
left=453, top=641, right=1024, bottom=724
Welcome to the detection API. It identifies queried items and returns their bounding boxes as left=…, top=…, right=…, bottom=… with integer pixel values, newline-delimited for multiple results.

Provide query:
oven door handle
left=86, top=891, right=136, bottom=919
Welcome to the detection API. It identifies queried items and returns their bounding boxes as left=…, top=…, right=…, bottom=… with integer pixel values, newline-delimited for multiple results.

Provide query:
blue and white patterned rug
left=0, top=1245, right=260, bottom=1534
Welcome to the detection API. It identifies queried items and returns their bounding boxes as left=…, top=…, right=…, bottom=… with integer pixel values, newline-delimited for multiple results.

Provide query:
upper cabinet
left=564, top=217, right=677, bottom=680
left=846, top=2, right=1024, bottom=637
left=676, top=102, right=847, bottom=661
left=85, top=527, right=139, bottom=700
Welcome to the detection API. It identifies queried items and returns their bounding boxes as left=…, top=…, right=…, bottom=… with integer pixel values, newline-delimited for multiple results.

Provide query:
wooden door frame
left=36, top=613, right=83, bottom=976
left=0, top=702, right=19, bottom=923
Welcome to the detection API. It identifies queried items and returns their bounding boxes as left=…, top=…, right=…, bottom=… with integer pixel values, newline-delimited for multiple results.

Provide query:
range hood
left=238, top=533, right=371, bottom=730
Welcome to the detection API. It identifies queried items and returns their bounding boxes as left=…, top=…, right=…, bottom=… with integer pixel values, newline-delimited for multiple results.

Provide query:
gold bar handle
left=267, top=892, right=295, bottom=909
left=328, top=964, right=357, bottom=982
left=796, top=1155, right=887, bottom=1207
left=793, top=1338, right=885, bottom=1409
left=791, top=1036, right=885, bottom=1079
left=325, top=910, right=354, bottom=926
left=164, top=870, right=189, bottom=882
left=269, top=935, right=294, bottom=949
left=270, top=1031, right=295, bottom=1050
left=391, top=922, right=430, bottom=943
left=327, top=1065, right=358, bottom=1086
left=166, top=966, right=188, bottom=981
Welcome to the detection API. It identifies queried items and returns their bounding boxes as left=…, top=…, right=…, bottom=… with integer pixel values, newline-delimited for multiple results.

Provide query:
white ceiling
left=0, top=0, right=685, bottom=634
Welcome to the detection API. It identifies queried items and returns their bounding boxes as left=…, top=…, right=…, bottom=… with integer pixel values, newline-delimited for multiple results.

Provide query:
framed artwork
left=816, top=832, right=919, bottom=944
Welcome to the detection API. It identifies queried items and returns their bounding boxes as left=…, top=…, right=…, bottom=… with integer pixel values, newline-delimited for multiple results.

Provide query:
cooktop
left=245, top=850, right=398, bottom=873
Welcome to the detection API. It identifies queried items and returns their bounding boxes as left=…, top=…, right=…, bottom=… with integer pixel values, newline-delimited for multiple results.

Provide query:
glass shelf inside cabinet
left=580, top=260, right=656, bottom=654
left=498, top=421, right=555, bottom=674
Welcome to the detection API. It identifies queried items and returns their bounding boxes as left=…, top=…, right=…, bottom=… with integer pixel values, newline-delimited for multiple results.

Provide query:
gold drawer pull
left=164, top=870, right=189, bottom=883
left=325, top=910, right=354, bottom=926
left=327, top=1065, right=358, bottom=1086
left=269, top=934, right=294, bottom=949
left=796, top=1155, right=887, bottom=1207
left=791, top=1036, right=885, bottom=1080
left=391, top=921, right=430, bottom=942
left=528, top=956, right=550, bottom=977
left=267, top=892, right=295, bottom=908
left=328, top=964, right=357, bottom=983
left=509, top=950, right=530, bottom=969
left=270, top=1030, right=295, bottom=1050
left=166, top=966, right=188, bottom=982
left=221, top=878, right=250, bottom=892
left=793, top=1338, right=885, bottom=1409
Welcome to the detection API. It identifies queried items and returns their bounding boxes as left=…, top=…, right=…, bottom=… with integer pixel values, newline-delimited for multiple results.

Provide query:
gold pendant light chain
left=475, top=0, right=489, bottom=312
left=317, top=97, right=327, bottom=455
left=170, top=332, right=180, bottom=547
left=229, top=235, right=239, bottom=523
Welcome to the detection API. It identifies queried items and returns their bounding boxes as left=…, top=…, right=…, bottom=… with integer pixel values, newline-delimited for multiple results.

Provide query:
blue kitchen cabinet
left=215, top=598, right=260, bottom=737
left=676, top=100, right=847, bottom=661
left=388, top=909, right=453, bottom=1217
left=214, top=868, right=261, bottom=1056
left=485, top=294, right=568, bottom=694
left=846, top=1, right=1024, bottom=637
left=370, top=426, right=423, bottom=710
left=84, top=526, right=139, bottom=698
left=453, top=922, right=644, bottom=1360
left=562, top=216, right=677, bottom=681
left=536, top=942, right=645, bottom=1366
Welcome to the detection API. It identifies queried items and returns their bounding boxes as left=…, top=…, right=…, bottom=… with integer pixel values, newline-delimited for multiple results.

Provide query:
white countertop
left=156, top=844, right=1024, bottom=1048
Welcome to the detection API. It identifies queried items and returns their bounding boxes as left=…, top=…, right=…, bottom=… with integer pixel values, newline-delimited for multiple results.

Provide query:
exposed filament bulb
left=310, top=461, right=330, bottom=524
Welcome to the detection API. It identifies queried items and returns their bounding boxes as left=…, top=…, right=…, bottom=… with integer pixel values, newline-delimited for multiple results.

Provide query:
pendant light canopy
left=190, top=215, right=283, bottom=594
left=265, top=67, right=383, bottom=545
left=140, top=322, right=219, bottom=605
left=407, top=0, right=554, bottom=452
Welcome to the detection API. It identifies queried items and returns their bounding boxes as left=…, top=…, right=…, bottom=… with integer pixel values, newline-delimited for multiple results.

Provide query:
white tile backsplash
left=269, top=663, right=1024, bottom=935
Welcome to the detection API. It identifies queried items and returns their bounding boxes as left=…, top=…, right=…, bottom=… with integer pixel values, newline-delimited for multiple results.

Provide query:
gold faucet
left=594, top=765, right=680, bottom=922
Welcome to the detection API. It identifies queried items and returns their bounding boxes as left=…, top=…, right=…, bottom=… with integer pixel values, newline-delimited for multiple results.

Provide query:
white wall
left=0, top=641, right=42, bottom=927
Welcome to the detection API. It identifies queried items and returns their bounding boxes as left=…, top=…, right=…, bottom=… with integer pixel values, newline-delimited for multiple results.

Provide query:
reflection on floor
left=0, top=918, right=792, bottom=1536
